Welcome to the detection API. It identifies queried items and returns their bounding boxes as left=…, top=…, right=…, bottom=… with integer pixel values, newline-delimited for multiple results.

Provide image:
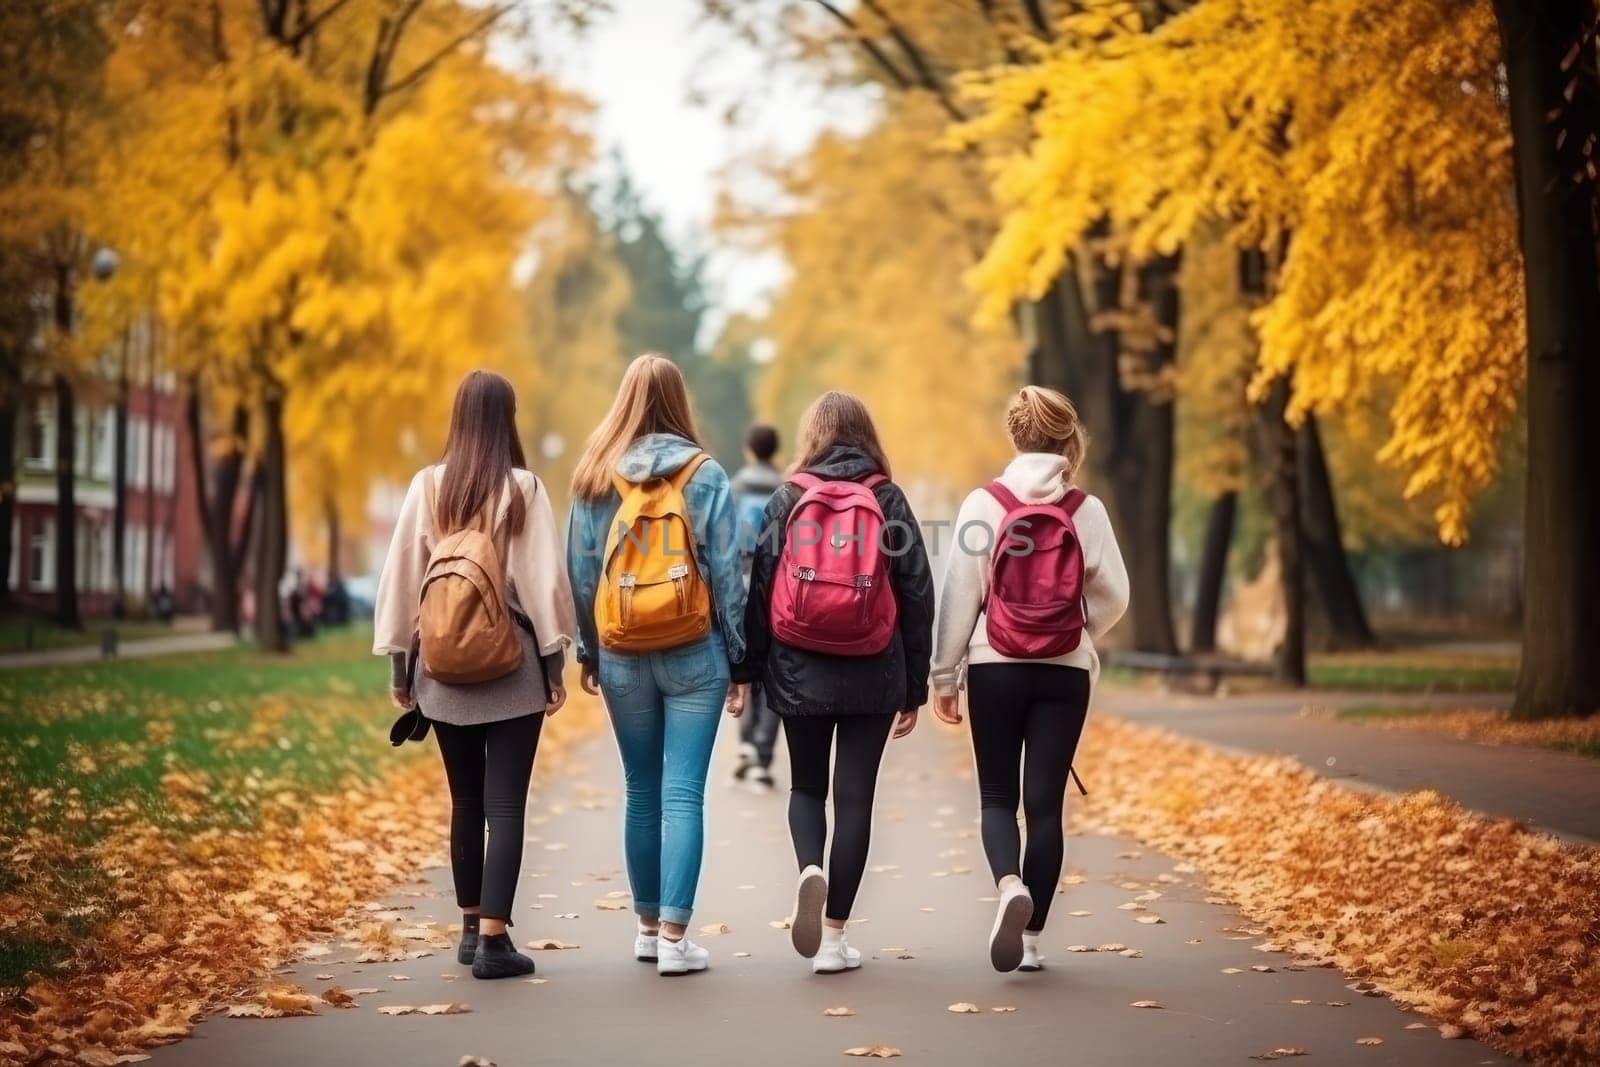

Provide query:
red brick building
left=7, top=327, right=205, bottom=617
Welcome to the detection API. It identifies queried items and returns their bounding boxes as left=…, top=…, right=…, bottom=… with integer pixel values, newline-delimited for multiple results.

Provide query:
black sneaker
left=472, top=932, right=536, bottom=979
left=748, top=766, right=776, bottom=793
left=732, top=742, right=756, bottom=782
left=457, top=913, right=480, bottom=965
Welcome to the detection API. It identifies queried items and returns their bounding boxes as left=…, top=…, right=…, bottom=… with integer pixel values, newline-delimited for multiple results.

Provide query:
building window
left=24, top=398, right=54, bottom=472
left=75, top=413, right=90, bottom=477
left=163, top=425, right=178, bottom=493
left=91, top=408, right=113, bottom=482
left=29, top=519, right=54, bottom=593
left=128, top=417, right=148, bottom=490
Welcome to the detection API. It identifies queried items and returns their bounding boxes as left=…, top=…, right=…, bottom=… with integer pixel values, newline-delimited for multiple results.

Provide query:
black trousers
left=783, top=713, right=895, bottom=921
left=967, top=663, right=1091, bottom=932
left=434, top=713, right=543, bottom=921
left=739, top=683, right=780, bottom=767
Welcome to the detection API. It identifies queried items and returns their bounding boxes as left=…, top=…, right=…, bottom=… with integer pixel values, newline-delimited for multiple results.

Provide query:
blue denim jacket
left=566, top=433, right=748, bottom=668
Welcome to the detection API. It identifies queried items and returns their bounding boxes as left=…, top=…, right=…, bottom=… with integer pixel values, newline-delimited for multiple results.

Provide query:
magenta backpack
left=983, top=481, right=1088, bottom=658
left=769, top=473, right=898, bottom=655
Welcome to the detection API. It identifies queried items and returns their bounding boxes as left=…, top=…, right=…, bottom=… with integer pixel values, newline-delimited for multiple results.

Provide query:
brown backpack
left=416, top=468, right=523, bottom=685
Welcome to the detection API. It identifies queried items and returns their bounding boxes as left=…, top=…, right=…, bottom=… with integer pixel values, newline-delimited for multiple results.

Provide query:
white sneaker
left=634, top=932, right=659, bottom=962
left=791, top=865, right=828, bottom=959
left=812, top=932, right=862, bottom=974
left=656, top=936, right=709, bottom=976
left=1018, top=933, right=1043, bottom=972
left=989, top=881, right=1034, bottom=972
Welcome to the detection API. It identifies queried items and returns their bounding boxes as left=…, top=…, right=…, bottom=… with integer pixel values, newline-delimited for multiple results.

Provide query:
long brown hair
left=571, top=353, right=703, bottom=500
left=788, top=391, right=892, bottom=479
left=437, top=370, right=527, bottom=535
left=1006, top=385, right=1089, bottom=479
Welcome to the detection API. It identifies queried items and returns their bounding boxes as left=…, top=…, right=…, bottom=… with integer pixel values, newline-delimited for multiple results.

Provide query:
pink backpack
left=983, top=482, right=1088, bottom=658
left=769, top=473, right=898, bottom=655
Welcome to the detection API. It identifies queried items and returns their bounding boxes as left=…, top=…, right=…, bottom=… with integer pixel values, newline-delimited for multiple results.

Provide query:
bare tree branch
left=807, top=0, right=916, bottom=90
left=974, top=0, right=1026, bottom=62
left=1022, top=0, right=1053, bottom=38
left=859, top=0, right=967, bottom=120
left=290, top=0, right=356, bottom=47
left=376, top=2, right=510, bottom=107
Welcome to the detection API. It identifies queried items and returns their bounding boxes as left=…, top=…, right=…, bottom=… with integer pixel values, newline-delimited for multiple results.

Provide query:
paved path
left=0, top=630, right=235, bottom=671
left=1101, top=687, right=1600, bottom=843
left=146, top=720, right=1507, bottom=1067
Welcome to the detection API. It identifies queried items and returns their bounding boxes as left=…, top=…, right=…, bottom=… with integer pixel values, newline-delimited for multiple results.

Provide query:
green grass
left=0, top=626, right=395, bottom=838
left=0, top=626, right=399, bottom=987
left=1307, top=657, right=1518, bottom=692
left=1335, top=704, right=1435, bottom=721
left=0, top=616, right=180, bottom=655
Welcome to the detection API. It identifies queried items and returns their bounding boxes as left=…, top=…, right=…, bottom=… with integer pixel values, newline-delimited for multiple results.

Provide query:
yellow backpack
left=596, top=453, right=713, bottom=652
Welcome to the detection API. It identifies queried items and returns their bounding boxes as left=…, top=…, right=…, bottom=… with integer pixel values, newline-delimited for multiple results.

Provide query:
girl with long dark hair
left=374, top=370, right=576, bottom=980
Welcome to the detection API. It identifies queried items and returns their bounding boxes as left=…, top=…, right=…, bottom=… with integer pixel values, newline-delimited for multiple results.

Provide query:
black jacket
left=735, top=445, right=935, bottom=717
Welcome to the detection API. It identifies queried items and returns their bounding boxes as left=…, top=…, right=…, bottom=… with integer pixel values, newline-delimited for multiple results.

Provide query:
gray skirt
left=415, top=624, right=548, bottom=727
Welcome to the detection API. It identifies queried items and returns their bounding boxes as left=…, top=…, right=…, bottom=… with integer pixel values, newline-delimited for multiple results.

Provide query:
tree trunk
left=52, top=371, right=79, bottom=629
left=325, top=497, right=341, bottom=583
left=1117, top=254, right=1181, bottom=655
left=1495, top=0, right=1600, bottom=720
left=1190, top=491, right=1237, bottom=654
left=0, top=394, right=14, bottom=610
left=1026, top=266, right=1094, bottom=398
left=1255, top=381, right=1306, bottom=686
left=190, top=391, right=252, bottom=634
left=112, top=335, right=129, bottom=617
left=254, top=391, right=289, bottom=652
left=1032, top=244, right=1180, bottom=654
left=1296, top=415, right=1376, bottom=649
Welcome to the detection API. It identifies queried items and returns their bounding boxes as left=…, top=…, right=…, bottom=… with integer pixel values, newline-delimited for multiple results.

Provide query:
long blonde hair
left=571, top=354, right=703, bottom=500
left=788, top=391, right=892, bottom=479
left=1006, top=385, right=1089, bottom=478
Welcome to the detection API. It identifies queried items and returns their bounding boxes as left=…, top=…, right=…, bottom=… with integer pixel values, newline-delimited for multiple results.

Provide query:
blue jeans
left=599, top=633, right=729, bottom=926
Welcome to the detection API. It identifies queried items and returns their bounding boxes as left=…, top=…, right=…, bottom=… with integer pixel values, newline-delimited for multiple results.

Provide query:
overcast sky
left=540, top=0, right=872, bottom=318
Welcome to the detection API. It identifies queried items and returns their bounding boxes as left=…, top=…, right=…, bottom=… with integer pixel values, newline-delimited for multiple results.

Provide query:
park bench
left=1103, top=649, right=1275, bottom=694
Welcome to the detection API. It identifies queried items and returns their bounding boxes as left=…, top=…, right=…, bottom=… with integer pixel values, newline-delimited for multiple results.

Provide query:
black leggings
left=434, top=713, right=543, bottom=921
left=967, top=663, right=1090, bottom=932
left=783, top=713, right=895, bottom=921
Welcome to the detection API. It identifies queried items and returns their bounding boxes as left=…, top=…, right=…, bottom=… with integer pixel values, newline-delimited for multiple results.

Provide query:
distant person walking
left=566, top=354, right=747, bottom=977
left=374, top=370, right=577, bottom=980
left=736, top=391, right=935, bottom=975
left=931, top=386, right=1129, bottom=973
left=729, top=423, right=784, bottom=792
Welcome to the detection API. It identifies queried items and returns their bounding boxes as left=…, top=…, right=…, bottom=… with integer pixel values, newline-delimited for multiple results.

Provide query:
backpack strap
left=424, top=465, right=441, bottom=533
left=791, top=471, right=886, bottom=492
left=986, top=480, right=1087, bottom=517
left=611, top=452, right=712, bottom=498
left=984, top=480, right=1024, bottom=512
left=668, top=452, right=712, bottom=492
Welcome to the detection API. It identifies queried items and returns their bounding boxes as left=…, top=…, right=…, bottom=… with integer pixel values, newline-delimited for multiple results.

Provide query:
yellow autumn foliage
left=83, top=0, right=593, bottom=555
left=730, top=98, right=1021, bottom=493
left=958, top=0, right=1522, bottom=543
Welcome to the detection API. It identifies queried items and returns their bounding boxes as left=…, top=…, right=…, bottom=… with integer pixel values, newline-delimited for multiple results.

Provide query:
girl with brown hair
left=374, top=369, right=576, bottom=980
left=736, top=390, right=935, bottom=975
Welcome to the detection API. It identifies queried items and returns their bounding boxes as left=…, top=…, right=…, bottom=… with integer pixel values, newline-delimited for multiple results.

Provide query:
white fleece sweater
left=930, top=453, right=1131, bottom=696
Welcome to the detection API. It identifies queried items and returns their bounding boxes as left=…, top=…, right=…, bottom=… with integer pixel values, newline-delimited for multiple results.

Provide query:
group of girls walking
left=373, top=355, right=1129, bottom=982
